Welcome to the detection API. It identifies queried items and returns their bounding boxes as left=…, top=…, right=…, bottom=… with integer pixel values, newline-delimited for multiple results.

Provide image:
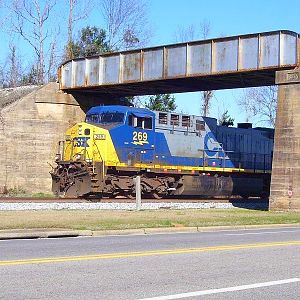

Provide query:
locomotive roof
left=87, top=105, right=155, bottom=116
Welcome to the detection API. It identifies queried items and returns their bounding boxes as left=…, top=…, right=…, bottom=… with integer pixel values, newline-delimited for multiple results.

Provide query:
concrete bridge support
left=270, top=69, right=300, bottom=211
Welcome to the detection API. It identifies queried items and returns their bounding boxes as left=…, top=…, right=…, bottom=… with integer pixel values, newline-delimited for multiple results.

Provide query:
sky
left=1, top=0, right=300, bottom=126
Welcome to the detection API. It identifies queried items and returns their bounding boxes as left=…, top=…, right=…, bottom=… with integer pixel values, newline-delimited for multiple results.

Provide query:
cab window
left=159, top=113, right=168, bottom=124
left=86, top=114, right=99, bottom=123
left=196, top=120, right=205, bottom=131
left=182, top=115, right=191, bottom=127
left=171, top=114, right=179, bottom=126
left=100, top=112, right=124, bottom=124
left=129, top=115, right=152, bottom=129
left=86, top=112, right=124, bottom=124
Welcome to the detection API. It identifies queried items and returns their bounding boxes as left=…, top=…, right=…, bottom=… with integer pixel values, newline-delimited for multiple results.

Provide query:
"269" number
left=133, top=131, right=148, bottom=143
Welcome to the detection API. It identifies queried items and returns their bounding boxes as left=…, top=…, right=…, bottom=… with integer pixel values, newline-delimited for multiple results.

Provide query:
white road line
left=137, top=278, right=300, bottom=300
left=225, top=230, right=300, bottom=236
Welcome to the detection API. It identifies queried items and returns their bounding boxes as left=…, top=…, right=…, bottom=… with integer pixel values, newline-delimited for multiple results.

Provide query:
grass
left=0, top=188, right=54, bottom=198
left=31, top=192, right=54, bottom=198
left=0, top=209, right=300, bottom=231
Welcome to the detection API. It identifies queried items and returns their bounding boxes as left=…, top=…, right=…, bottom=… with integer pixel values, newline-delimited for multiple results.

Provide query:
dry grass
left=1, top=209, right=300, bottom=230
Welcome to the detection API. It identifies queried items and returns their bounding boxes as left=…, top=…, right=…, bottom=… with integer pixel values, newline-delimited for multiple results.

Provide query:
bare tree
left=174, top=20, right=214, bottom=116
left=46, top=37, right=57, bottom=81
left=238, top=86, right=277, bottom=127
left=7, top=43, right=21, bottom=87
left=65, top=0, right=91, bottom=60
left=198, top=20, right=214, bottom=116
left=199, top=20, right=210, bottom=40
left=174, top=24, right=196, bottom=43
left=0, top=66, right=5, bottom=88
left=0, top=43, right=22, bottom=87
left=10, top=0, right=57, bottom=84
left=201, top=90, right=214, bottom=117
left=101, top=0, right=150, bottom=50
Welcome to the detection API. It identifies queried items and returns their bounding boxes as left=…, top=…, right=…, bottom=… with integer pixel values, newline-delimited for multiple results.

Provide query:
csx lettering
left=74, top=137, right=90, bottom=147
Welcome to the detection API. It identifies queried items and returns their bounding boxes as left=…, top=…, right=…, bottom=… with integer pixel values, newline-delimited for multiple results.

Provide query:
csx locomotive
left=51, top=105, right=274, bottom=199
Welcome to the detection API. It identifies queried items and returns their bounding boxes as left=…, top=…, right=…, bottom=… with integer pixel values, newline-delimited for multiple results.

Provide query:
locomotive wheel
left=126, top=193, right=135, bottom=199
left=152, top=192, right=163, bottom=199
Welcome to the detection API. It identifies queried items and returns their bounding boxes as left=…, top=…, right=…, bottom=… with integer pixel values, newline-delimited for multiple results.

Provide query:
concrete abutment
left=270, top=69, right=300, bottom=211
left=0, top=83, right=85, bottom=194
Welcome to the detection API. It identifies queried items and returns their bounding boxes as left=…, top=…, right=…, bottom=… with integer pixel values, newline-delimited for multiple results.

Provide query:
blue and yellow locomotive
left=51, top=105, right=273, bottom=198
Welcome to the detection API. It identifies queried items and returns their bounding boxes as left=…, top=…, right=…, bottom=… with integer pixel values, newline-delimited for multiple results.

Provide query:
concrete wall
left=0, top=83, right=85, bottom=194
left=270, top=69, right=300, bottom=211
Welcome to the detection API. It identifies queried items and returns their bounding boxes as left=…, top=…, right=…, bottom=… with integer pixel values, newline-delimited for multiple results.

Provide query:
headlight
left=55, top=154, right=61, bottom=162
left=94, top=134, right=106, bottom=140
left=78, top=125, right=83, bottom=135
left=75, top=154, right=81, bottom=161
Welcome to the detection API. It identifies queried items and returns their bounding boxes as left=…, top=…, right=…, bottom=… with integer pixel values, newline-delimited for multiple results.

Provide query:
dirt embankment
left=0, top=85, right=40, bottom=109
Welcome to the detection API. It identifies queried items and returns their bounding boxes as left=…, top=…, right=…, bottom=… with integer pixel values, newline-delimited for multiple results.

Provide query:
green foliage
left=219, top=110, right=234, bottom=127
left=31, top=192, right=54, bottom=198
left=7, top=187, right=26, bottom=196
left=145, top=94, right=177, bottom=112
left=65, top=26, right=111, bottom=60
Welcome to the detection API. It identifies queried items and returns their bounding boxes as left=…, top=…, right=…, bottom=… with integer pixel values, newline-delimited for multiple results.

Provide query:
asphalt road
left=1, top=226, right=300, bottom=299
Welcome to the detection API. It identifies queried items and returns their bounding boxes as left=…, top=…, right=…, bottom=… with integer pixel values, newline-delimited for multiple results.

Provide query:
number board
left=131, top=131, right=149, bottom=146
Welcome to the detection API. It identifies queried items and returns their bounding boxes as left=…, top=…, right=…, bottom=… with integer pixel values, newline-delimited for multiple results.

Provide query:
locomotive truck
left=50, top=105, right=274, bottom=199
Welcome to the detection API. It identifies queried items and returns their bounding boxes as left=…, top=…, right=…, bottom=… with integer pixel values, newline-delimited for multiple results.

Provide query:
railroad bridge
left=58, top=30, right=300, bottom=211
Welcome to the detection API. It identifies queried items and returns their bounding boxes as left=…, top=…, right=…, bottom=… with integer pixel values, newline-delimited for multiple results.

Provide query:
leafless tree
left=201, top=90, right=214, bottom=117
left=7, top=43, right=21, bottom=87
left=0, top=66, right=5, bottom=87
left=198, top=20, right=214, bottom=117
left=174, top=24, right=196, bottom=43
left=174, top=20, right=214, bottom=116
left=238, top=86, right=277, bottom=127
left=46, top=37, right=57, bottom=81
left=0, top=43, right=22, bottom=87
left=101, top=0, right=150, bottom=50
left=65, top=0, right=91, bottom=60
left=10, top=0, right=57, bottom=84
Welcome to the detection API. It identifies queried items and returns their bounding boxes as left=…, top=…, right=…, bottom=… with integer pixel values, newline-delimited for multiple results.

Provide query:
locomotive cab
left=51, top=106, right=156, bottom=197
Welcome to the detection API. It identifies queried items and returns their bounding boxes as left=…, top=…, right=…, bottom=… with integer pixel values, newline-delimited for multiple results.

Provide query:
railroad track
left=0, top=197, right=268, bottom=203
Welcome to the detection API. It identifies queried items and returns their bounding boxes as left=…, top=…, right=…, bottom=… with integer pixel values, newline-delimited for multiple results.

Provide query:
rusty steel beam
left=58, top=30, right=299, bottom=98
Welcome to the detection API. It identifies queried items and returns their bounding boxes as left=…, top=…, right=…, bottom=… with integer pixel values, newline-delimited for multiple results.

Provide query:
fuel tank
left=175, top=175, right=264, bottom=197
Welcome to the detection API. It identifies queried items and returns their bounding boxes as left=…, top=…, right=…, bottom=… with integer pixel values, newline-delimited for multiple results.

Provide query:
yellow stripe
left=109, top=163, right=262, bottom=173
left=1, top=241, right=299, bottom=267
left=106, top=162, right=271, bottom=174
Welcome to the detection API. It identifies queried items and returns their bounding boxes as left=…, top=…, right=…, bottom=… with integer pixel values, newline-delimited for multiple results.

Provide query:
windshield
left=86, top=112, right=125, bottom=124
left=86, top=114, right=100, bottom=123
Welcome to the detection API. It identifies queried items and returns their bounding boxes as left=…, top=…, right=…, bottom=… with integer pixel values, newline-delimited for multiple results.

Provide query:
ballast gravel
left=0, top=202, right=268, bottom=211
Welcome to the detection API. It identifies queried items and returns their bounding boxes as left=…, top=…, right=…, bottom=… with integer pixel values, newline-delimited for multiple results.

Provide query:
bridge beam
left=270, top=69, right=300, bottom=211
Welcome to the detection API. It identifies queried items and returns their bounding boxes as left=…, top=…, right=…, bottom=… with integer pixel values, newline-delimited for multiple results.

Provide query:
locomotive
left=51, top=105, right=274, bottom=199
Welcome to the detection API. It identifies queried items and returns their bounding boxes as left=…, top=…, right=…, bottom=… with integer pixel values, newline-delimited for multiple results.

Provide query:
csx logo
left=74, top=137, right=90, bottom=147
